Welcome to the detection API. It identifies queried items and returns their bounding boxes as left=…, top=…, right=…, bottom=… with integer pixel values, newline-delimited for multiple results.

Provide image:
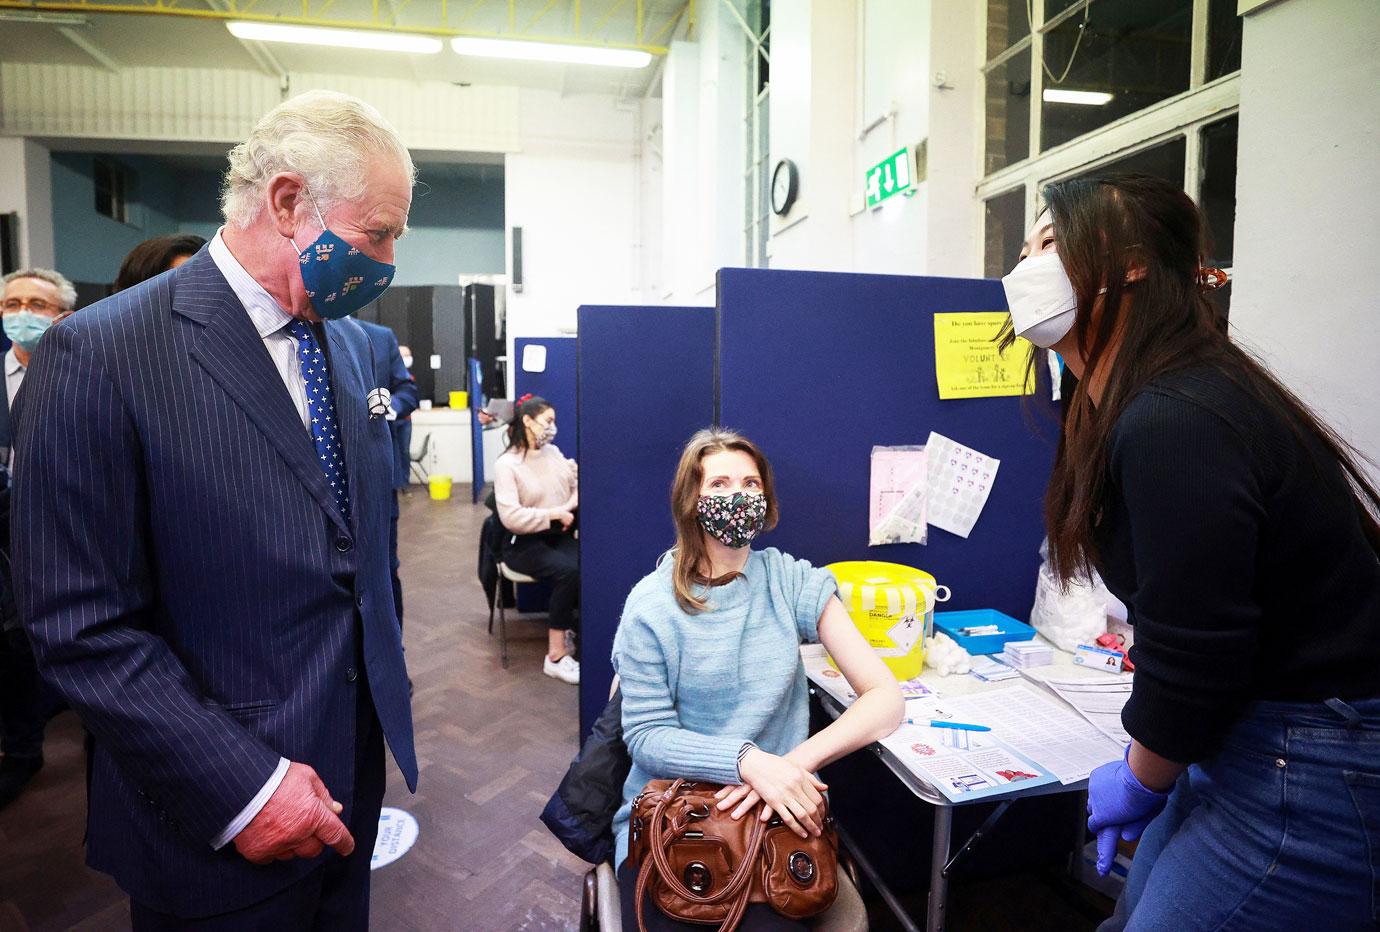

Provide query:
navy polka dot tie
left=286, top=320, right=351, bottom=520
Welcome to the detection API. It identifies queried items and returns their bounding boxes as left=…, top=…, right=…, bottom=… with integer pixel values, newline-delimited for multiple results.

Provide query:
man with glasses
left=0, top=266, right=75, bottom=810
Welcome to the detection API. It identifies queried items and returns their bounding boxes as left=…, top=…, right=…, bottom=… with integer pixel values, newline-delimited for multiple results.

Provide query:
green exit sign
left=865, top=147, right=913, bottom=208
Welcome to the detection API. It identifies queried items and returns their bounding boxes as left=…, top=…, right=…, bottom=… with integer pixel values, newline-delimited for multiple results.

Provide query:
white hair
left=221, top=89, right=416, bottom=228
left=2, top=267, right=77, bottom=311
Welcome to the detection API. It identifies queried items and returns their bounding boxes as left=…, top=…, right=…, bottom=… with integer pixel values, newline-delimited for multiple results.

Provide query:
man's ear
left=266, top=173, right=305, bottom=239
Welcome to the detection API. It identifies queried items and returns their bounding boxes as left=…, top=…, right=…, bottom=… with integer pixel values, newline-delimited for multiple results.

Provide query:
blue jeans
left=1109, top=696, right=1380, bottom=931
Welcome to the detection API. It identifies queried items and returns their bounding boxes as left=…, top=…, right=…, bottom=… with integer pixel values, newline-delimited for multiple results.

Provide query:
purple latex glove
left=1087, top=750, right=1170, bottom=876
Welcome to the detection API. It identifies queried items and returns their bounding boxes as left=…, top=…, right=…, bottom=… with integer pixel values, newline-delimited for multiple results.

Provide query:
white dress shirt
left=208, top=230, right=313, bottom=429
left=204, top=230, right=308, bottom=850
left=4, top=348, right=26, bottom=466
left=4, top=347, right=24, bottom=407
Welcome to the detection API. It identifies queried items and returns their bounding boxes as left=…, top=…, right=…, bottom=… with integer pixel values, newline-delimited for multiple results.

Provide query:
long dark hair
left=1035, top=172, right=1380, bottom=582
left=506, top=394, right=552, bottom=457
left=114, top=234, right=207, bottom=292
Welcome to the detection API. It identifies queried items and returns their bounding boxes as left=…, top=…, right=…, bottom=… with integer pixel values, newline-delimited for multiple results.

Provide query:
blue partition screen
left=514, top=337, right=579, bottom=460
left=469, top=357, right=486, bottom=503
left=512, top=338, right=579, bottom=612
left=716, top=268, right=1059, bottom=623
left=576, top=306, right=715, bottom=738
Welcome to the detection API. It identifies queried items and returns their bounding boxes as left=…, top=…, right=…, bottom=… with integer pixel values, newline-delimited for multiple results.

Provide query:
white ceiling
left=0, top=0, right=687, bottom=97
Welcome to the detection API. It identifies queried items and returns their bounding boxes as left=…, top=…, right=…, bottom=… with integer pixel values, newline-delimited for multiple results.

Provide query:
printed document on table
left=802, top=645, right=937, bottom=709
left=869, top=445, right=928, bottom=546
left=1020, top=667, right=1134, bottom=747
left=878, top=722, right=1057, bottom=803
left=907, top=684, right=1124, bottom=784
left=926, top=432, right=1000, bottom=538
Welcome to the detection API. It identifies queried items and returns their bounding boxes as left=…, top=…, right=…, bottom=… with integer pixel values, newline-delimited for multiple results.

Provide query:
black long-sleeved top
left=1094, top=364, right=1380, bottom=763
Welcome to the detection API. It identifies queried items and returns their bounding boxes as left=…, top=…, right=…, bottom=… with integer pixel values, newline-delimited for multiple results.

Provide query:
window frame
left=979, top=0, right=1241, bottom=265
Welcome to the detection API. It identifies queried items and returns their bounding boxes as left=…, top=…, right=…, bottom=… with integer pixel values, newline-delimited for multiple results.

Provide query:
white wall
left=767, top=0, right=860, bottom=272
left=923, top=0, right=984, bottom=277
left=658, top=0, right=750, bottom=304
left=503, top=88, right=643, bottom=352
left=0, top=137, right=56, bottom=269
left=1230, top=0, right=1380, bottom=471
left=673, top=0, right=984, bottom=279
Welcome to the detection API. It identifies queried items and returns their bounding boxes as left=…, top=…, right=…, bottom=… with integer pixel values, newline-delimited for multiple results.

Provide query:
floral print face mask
left=696, top=491, right=768, bottom=549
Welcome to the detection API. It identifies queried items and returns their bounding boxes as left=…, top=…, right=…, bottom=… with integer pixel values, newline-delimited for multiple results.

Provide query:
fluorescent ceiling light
left=226, top=21, right=443, bottom=54
left=450, top=36, right=651, bottom=68
left=0, top=11, right=89, bottom=24
left=1042, top=88, right=1114, bottom=106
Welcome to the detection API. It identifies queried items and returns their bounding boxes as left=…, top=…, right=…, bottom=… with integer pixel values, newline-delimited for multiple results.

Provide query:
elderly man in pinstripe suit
left=12, top=91, right=418, bottom=930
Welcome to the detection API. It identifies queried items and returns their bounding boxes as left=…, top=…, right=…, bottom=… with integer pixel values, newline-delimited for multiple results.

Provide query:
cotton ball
left=924, top=633, right=972, bottom=677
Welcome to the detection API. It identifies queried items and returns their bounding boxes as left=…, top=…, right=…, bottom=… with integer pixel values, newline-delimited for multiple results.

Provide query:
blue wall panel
left=576, top=306, right=715, bottom=738
left=512, top=337, right=579, bottom=612
left=716, top=268, right=1058, bottom=623
left=514, top=337, right=579, bottom=461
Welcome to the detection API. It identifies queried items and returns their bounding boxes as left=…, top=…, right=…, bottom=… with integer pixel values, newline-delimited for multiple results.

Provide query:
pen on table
left=907, top=718, right=992, bottom=732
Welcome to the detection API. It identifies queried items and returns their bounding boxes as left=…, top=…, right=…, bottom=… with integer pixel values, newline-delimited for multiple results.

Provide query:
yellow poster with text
left=933, top=312, right=1037, bottom=400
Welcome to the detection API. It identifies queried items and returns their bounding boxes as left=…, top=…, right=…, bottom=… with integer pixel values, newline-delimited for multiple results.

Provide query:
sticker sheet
left=925, top=431, right=1000, bottom=538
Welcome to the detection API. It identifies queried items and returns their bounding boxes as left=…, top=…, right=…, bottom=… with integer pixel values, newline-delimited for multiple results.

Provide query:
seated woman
left=493, top=394, right=580, bottom=684
left=611, top=428, right=905, bottom=931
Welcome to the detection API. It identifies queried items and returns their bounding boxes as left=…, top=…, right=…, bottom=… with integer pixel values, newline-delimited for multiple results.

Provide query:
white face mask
left=400, top=354, right=413, bottom=369
left=1002, top=252, right=1078, bottom=349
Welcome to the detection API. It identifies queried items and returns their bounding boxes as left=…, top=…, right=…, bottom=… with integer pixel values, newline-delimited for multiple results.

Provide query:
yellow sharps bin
left=826, top=561, right=951, bottom=680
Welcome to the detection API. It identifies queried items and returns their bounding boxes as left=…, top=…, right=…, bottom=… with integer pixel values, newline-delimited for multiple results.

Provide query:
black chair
left=409, top=432, right=431, bottom=484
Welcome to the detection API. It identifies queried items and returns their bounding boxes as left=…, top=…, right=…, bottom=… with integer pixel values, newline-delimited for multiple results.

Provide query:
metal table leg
left=926, top=806, right=953, bottom=932
left=1069, top=789, right=1088, bottom=881
left=834, top=821, right=923, bottom=932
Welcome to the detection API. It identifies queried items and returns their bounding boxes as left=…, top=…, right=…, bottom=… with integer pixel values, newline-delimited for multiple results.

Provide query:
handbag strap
left=635, top=780, right=766, bottom=932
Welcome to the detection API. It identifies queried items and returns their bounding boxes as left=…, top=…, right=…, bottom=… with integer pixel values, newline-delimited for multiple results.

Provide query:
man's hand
left=233, top=762, right=355, bottom=865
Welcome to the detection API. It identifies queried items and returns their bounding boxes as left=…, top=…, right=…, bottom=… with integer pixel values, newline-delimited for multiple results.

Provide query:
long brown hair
left=669, top=428, right=780, bottom=614
left=1032, top=172, right=1380, bottom=582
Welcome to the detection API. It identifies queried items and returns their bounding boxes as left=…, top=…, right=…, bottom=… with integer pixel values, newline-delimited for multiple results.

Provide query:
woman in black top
left=1001, top=173, right=1380, bottom=930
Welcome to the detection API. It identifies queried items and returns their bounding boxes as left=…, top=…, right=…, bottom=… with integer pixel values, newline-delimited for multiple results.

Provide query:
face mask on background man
left=3, top=311, right=55, bottom=354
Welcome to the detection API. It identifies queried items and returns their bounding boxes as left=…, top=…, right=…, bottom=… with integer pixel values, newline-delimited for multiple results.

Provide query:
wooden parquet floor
left=0, top=490, right=587, bottom=932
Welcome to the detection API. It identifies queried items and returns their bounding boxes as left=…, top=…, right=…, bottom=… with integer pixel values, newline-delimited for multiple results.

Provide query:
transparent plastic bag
left=1029, top=540, right=1110, bottom=652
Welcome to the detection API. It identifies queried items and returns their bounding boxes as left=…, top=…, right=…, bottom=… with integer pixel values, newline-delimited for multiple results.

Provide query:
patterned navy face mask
left=291, top=187, right=396, bottom=320
left=696, top=491, right=768, bottom=549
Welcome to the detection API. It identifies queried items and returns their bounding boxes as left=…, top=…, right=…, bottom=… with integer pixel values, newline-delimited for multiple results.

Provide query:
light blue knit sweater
left=610, top=547, right=838, bottom=868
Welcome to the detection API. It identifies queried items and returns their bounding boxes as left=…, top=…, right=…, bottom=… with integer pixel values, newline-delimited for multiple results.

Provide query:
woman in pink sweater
left=493, top=395, right=580, bottom=683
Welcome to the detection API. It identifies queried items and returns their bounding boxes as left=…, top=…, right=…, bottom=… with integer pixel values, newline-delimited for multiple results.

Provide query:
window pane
left=985, top=47, right=1032, bottom=174
left=984, top=187, right=1027, bottom=279
left=1065, top=135, right=1186, bottom=188
left=1207, top=0, right=1242, bottom=80
left=1040, top=0, right=1192, bottom=152
left=1044, top=0, right=1085, bottom=20
left=1200, top=115, right=1238, bottom=267
left=986, top=0, right=1029, bottom=60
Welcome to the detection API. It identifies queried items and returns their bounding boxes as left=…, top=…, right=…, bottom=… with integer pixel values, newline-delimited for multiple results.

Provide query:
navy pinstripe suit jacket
left=11, top=249, right=418, bottom=916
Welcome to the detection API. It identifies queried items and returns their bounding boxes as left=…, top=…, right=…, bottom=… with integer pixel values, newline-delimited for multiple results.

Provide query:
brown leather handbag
left=627, top=778, right=839, bottom=931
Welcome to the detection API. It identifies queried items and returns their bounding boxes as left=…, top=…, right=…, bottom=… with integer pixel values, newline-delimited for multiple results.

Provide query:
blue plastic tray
left=933, top=609, right=1034, bottom=656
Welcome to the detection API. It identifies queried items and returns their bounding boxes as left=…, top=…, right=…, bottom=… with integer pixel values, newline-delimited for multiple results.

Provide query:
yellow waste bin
left=449, top=390, right=469, bottom=409
left=826, top=561, right=951, bottom=680
left=428, top=474, right=453, bottom=501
